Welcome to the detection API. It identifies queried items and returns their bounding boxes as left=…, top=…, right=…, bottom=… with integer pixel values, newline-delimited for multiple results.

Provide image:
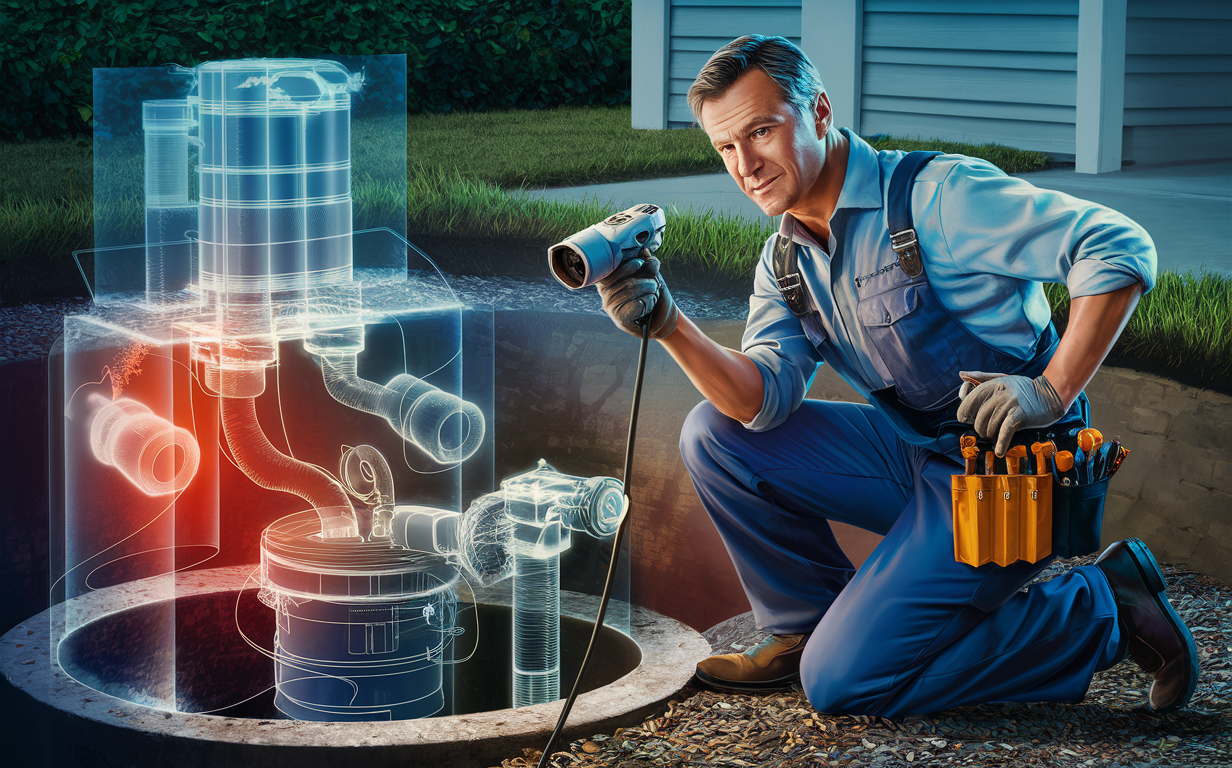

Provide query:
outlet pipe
left=498, top=463, right=624, bottom=709
left=320, top=355, right=485, bottom=465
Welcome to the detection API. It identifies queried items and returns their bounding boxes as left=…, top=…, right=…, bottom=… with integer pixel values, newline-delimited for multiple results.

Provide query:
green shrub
left=0, top=0, right=631, bottom=139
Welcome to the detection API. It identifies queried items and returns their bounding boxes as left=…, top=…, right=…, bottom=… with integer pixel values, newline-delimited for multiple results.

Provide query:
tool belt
left=950, top=426, right=1126, bottom=567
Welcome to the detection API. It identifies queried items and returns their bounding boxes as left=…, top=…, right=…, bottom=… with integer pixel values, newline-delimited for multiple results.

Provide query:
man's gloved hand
left=596, top=249, right=678, bottom=339
left=956, top=371, right=1066, bottom=457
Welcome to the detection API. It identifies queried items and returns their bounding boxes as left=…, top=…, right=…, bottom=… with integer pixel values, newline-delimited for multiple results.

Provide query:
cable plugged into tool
left=537, top=321, right=651, bottom=768
left=537, top=205, right=669, bottom=766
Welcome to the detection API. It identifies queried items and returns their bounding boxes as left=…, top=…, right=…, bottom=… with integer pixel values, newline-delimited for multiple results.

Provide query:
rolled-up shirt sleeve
left=739, top=238, right=825, bottom=432
left=924, top=158, right=1158, bottom=299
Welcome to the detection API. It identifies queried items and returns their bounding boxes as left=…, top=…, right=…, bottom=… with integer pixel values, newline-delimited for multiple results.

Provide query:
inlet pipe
left=88, top=393, right=201, bottom=495
left=221, top=393, right=357, bottom=539
left=320, top=355, right=486, bottom=464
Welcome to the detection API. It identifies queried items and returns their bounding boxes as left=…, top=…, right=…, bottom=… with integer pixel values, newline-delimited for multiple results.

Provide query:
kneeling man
left=596, top=35, right=1197, bottom=717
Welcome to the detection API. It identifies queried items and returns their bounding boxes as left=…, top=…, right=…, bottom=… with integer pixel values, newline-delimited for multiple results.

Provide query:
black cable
left=536, top=321, right=652, bottom=768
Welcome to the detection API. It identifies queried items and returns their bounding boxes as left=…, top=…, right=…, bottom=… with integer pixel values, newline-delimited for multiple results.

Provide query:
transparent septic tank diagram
left=49, top=57, right=627, bottom=722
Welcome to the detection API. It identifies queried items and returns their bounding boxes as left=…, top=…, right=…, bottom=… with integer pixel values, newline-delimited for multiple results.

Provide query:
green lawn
left=0, top=105, right=1227, bottom=388
left=406, top=106, right=725, bottom=188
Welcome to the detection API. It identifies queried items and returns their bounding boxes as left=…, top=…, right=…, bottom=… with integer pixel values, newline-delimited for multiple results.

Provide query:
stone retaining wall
left=1084, top=368, right=1231, bottom=581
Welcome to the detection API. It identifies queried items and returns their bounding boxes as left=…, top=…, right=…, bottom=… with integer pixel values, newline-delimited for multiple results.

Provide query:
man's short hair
left=687, top=35, right=825, bottom=130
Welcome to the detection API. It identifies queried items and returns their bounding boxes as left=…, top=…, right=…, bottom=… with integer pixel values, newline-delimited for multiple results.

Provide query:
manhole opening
left=58, top=590, right=640, bottom=719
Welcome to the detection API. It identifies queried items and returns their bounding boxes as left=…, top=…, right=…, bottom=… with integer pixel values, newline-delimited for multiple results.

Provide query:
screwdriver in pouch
left=1092, top=441, right=1115, bottom=482
left=985, top=450, right=996, bottom=476
left=1107, top=444, right=1131, bottom=479
left=1077, top=429, right=1103, bottom=484
left=1031, top=441, right=1056, bottom=477
left=962, top=446, right=979, bottom=475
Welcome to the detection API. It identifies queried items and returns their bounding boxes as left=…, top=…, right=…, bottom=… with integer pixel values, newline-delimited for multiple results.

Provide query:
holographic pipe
left=221, top=394, right=357, bottom=539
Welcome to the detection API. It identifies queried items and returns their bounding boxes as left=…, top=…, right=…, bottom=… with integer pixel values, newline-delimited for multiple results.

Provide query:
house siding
left=667, top=0, right=802, bottom=126
left=1122, top=0, right=1232, bottom=164
left=860, top=0, right=1080, bottom=156
left=652, top=0, right=1228, bottom=164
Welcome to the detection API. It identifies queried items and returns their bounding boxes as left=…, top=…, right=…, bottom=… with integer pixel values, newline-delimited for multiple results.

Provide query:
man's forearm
left=1044, top=282, right=1143, bottom=408
left=660, top=312, right=764, bottom=423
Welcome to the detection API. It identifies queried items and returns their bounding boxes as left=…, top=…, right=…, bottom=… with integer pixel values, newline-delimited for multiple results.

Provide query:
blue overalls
left=679, top=152, right=1128, bottom=717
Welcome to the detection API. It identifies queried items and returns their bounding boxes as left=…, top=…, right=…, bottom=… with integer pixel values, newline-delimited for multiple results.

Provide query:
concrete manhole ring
left=0, top=565, right=710, bottom=768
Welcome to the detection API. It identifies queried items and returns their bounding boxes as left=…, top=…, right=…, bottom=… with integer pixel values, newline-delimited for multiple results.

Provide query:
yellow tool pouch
left=951, top=437, right=1115, bottom=567
left=951, top=472, right=1052, bottom=567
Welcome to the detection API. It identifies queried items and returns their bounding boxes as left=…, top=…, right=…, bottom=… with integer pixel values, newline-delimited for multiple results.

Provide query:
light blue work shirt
left=742, top=129, right=1157, bottom=432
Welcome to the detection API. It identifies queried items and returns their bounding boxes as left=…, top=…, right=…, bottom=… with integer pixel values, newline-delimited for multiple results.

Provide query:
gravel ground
left=0, top=277, right=747, bottom=365
left=502, top=557, right=1232, bottom=768
left=0, top=297, right=92, bottom=363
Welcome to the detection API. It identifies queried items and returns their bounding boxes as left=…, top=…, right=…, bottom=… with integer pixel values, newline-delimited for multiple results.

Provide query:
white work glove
left=595, top=249, right=679, bottom=339
left=956, top=371, right=1066, bottom=457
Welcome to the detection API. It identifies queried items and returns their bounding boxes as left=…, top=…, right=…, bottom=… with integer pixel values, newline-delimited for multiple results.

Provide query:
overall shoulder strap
left=772, top=226, right=811, bottom=318
left=887, top=151, right=941, bottom=278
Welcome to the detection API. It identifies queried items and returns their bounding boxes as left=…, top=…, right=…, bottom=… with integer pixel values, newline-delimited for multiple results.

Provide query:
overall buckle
left=890, top=228, right=924, bottom=277
left=775, top=272, right=811, bottom=318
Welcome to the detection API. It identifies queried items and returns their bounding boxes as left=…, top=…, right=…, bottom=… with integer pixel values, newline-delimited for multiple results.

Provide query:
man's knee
left=678, top=400, right=740, bottom=471
left=800, top=636, right=891, bottom=716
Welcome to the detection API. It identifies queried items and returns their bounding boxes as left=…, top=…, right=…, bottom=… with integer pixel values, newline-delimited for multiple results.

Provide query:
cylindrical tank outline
left=258, top=509, right=462, bottom=721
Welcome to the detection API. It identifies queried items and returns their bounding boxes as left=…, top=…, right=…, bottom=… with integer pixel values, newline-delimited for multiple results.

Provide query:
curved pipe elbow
left=221, top=395, right=357, bottom=539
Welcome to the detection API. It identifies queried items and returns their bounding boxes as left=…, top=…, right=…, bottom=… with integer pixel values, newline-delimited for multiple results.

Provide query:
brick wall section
left=1084, top=367, right=1232, bottom=586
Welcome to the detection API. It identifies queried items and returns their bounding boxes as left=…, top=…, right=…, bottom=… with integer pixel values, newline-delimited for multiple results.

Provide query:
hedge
left=0, top=0, right=632, bottom=140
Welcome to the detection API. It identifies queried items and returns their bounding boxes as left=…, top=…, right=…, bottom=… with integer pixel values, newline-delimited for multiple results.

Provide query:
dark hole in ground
left=57, top=589, right=640, bottom=719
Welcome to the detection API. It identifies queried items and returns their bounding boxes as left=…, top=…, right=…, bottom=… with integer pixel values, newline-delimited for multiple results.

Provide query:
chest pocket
left=856, top=278, right=962, bottom=411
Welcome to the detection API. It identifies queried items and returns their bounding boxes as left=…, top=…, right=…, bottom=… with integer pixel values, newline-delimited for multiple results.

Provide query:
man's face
left=700, top=68, right=829, bottom=217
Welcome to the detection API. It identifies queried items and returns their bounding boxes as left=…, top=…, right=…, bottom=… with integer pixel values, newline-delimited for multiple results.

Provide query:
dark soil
left=0, top=253, right=92, bottom=305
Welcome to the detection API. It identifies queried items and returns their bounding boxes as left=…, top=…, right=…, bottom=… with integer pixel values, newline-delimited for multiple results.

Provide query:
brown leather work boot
left=694, top=633, right=807, bottom=692
left=1095, top=538, right=1199, bottom=712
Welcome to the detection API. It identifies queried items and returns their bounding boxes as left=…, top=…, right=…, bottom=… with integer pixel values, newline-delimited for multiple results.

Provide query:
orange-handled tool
left=1108, top=445, right=1131, bottom=477
left=1031, top=440, right=1056, bottom=476
left=1055, top=450, right=1075, bottom=485
left=1005, top=445, right=1028, bottom=475
left=962, top=446, right=979, bottom=475
left=984, top=450, right=996, bottom=475
left=1077, top=429, right=1103, bottom=484
left=960, top=434, right=978, bottom=451
left=1077, top=428, right=1103, bottom=454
